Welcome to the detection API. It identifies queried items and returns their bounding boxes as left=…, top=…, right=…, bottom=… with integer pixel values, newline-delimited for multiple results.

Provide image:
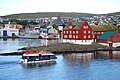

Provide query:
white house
left=0, top=22, right=19, bottom=37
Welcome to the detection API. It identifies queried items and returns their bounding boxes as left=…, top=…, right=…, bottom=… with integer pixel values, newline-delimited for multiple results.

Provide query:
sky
left=0, top=0, right=120, bottom=16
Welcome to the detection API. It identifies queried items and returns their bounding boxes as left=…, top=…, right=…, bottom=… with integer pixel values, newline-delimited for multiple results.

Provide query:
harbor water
left=0, top=38, right=120, bottom=80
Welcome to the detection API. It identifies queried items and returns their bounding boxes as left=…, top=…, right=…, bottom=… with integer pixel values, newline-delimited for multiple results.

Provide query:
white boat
left=20, top=51, right=57, bottom=64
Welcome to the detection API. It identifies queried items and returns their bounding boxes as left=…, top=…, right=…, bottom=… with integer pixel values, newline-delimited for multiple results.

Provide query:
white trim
left=84, top=30, right=86, bottom=34
left=113, top=43, right=120, bottom=47
left=88, top=35, right=90, bottom=38
left=63, top=39, right=94, bottom=45
left=84, top=26, right=88, bottom=29
left=84, top=35, right=86, bottom=38
left=76, top=31, right=78, bottom=34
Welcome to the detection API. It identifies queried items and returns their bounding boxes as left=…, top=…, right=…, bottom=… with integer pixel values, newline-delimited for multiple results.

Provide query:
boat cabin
left=21, top=51, right=57, bottom=64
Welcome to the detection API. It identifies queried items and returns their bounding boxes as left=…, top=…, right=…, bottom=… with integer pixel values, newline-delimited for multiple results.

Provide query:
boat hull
left=20, top=59, right=56, bottom=64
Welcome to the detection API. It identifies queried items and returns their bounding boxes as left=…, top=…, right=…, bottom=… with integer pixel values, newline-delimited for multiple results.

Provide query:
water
left=1, top=52, right=120, bottom=80
left=0, top=38, right=61, bottom=53
left=0, top=38, right=120, bottom=80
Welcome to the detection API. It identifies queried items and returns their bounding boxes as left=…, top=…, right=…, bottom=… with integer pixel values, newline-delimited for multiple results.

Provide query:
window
left=84, top=35, right=86, bottom=38
left=88, top=31, right=91, bottom=34
left=73, top=35, right=75, bottom=38
left=76, top=35, right=78, bottom=38
left=66, top=31, right=68, bottom=34
left=76, top=31, right=78, bottom=34
left=69, top=26, right=72, bottom=29
left=84, top=26, right=88, bottom=29
left=70, top=31, right=72, bottom=34
left=84, top=31, right=86, bottom=34
left=97, top=32, right=100, bottom=34
left=64, top=35, right=67, bottom=38
left=73, top=31, right=75, bottom=34
left=64, top=31, right=65, bottom=34
left=88, top=35, right=90, bottom=38
left=69, top=35, right=72, bottom=38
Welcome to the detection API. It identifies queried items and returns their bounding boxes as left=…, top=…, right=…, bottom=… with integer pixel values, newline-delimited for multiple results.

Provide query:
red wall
left=94, top=31, right=105, bottom=39
left=63, top=21, right=93, bottom=40
left=79, top=21, right=93, bottom=40
left=107, top=32, right=120, bottom=42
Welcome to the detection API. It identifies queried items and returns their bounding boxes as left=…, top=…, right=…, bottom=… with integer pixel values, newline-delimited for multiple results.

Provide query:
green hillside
left=1, top=12, right=120, bottom=19
left=1, top=12, right=96, bottom=19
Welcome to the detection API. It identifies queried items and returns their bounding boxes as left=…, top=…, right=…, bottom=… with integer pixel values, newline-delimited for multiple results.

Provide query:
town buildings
left=0, top=22, right=19, bottom=37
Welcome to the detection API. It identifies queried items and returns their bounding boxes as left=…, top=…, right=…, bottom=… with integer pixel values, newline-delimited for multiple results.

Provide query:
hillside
left=1, top=12, right=96, bottom=19
left=1, top=12, right=120, bottom=19
left=107, top=12, right=120, bottom=15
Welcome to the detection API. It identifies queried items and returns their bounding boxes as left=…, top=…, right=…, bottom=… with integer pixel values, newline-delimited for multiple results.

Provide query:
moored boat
left=20, top=51, right=57, bottom=64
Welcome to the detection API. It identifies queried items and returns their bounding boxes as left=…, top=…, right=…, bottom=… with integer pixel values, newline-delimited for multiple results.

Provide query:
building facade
left=63, top=21, right=94, bottom=45
left=0, top=24, right=19, bottom=37
left=97, top=31, right=120, bottom=47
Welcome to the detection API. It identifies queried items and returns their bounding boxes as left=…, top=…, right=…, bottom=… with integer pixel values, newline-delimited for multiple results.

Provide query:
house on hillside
left=62, top=21, right=94, bottom=45
left=97, top=31, right=120, bottom=47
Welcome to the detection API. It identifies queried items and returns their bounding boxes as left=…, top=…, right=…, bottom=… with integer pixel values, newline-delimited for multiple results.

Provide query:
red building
left=97, top=31, right=120, bottom=47
left=93, top=31, right=105, bottom=42
left=62, top=21, right=94, bottom=45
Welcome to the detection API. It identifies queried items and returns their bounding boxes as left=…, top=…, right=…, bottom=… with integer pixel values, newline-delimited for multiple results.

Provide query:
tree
left=40, top=25, right=46, bottom=29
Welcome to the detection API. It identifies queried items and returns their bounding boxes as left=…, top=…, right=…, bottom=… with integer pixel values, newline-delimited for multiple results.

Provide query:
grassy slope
left=1, top=12, right=96, bottom=19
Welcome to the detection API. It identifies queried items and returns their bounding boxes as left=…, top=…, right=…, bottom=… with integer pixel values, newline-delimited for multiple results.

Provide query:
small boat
left=20, top=51, right=57, bottom=64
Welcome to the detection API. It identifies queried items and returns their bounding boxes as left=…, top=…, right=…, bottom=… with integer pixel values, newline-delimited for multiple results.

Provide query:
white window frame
left=84, top=30, right=86, bottom=34
left=64, top=31, right=65, bottom=34
left=76, top=35, right=78, bottom=38
left=88, top=35, right=90, bottom=38
left=70, top=31, right=72, bottom=34
left=66, top=31, right=68, bottom=34
left=69, top=26, right=72, bottom=29
left=97, top=32, right=100, bottom=34
left=73, top=31, right=75, bottom=34
left=88, top=31, right=91, bottom=34
left=64, top=35, right=67, bottom=38
left=73, top=35, right=75, bottom=38
left=84, top=35, right=86, bottom=38
left=84, top=26, right=88, bottom=29
left=76, top=31, right=78, bottom=34
left=69, top=35, right=72, bottom=38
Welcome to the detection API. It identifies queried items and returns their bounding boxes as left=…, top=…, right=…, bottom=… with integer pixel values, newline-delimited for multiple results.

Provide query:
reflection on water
left=0, top=38, right=62, bottom=53
left=22, top=62, right=57, bottom=68
left=0, top=38, right=62, bottom=46
left=1, top=52, right=120, bottom=80
left=1, top=38, right=120, bottom=80
left=63, top=51, right=120, bottom=64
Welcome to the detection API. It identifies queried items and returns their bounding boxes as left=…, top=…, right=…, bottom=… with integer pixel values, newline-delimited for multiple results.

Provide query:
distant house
left=48, top=27, right=59, bottom=38
left=54, top=15, right=64, bottom=25
left=0, top=23, right=19, bottom=37
left=15, top=24, right=23, bottom=29
left=63, top=21, right=94, bottom=45
left=97, top=31, right=120, bottom=47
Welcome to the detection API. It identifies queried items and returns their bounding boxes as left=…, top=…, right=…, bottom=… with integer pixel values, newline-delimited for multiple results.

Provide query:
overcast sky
left=0, top=0, right=120, bottom=16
